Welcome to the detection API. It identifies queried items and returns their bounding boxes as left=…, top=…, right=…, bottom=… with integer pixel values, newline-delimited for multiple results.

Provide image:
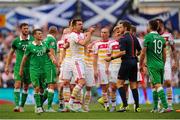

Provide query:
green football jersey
left=43, top=34, right=57, bottom=65
left=25, top=41, right=49, bottom=73
left=144, top=31, right=166, bottom=69
left=12, top=35, right=34, bottom=68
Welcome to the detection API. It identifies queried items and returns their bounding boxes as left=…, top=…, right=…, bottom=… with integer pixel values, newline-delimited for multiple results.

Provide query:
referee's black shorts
left=118, top=58, right=138, bottom=82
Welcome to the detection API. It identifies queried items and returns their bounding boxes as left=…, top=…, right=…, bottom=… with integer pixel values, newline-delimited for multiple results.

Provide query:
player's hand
left=19, top=69, right=23, bottom=77
left=104, top=57, right=111, bottom=62
left=52, top=59, right=59, bottom=68
left=4, top=66, right=9, bottom=75
left=88, top=27, right=96, bottom=33
left=94, top=70, right=99, bottom=80
left=63, top=42, right=69, bottom=49
left=105, top=69, right=109, bottom=76
left=140, top=66, right=144, bottom=73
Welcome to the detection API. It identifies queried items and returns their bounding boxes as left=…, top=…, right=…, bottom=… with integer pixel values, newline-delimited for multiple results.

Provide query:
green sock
left=152, top=89, right=158, bottom=109
left=40, top=94, right=43, bottom=107
left=34, top=93, right=41, bottom=108
left=20, top=92, right=28, bottom=107
left=157, top=87, right=168, bottom=109
left=47, top=89, right=54, bottom=109
left=14, top=89, right=20, bottom=107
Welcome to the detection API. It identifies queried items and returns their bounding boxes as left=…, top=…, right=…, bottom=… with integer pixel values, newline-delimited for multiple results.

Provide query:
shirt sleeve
left=11, top=40, right=17, bottom=49
left=48, top=38, right=56, bottom=50
left=143, top=35, right=149, bottom=47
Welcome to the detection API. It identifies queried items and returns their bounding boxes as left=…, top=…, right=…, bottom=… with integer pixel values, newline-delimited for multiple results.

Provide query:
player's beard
left=22, top=32, right=29, bottom=37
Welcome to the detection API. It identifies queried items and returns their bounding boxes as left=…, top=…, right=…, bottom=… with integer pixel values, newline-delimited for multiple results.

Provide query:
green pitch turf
left=0, top=104, right=180, bottom=119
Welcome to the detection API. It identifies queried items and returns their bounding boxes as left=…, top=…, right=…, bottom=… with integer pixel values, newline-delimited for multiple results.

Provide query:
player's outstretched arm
left=104, top=51, right=125, bottom=62
left=5, top=48, right=15, bottom=75
left=19, top=55, right=28, bottom=77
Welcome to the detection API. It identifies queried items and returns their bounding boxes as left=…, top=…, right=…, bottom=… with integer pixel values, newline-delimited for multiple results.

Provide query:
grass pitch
left=0, top=104, right=180, bottom=119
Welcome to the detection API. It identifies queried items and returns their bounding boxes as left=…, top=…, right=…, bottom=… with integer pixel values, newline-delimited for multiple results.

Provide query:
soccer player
left=156, top=18, right=178, bottom=111
left=19, top=29, right=57, bottom=113
left=83, top=31, right=96, bottom=112
left=106, top=21, right=141, bottom=112
left=93, top=27, right=111, bottom=111
left=107, top=26, right=122, bottom=112
left=139, top=20, right=169, bottom=113
left=67, top=19, right=94, bottom=111
left=58, top=27, right=73, bottom=112
left=5, top=23, right=34, bottom=112
left=130, top=25, right=150, bottom=104
left=43, top=26, right=58, bottom=112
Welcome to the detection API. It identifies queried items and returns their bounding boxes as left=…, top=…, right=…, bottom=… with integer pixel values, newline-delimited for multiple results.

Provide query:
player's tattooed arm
left=19, top=55, right=28, bottom=77
left=48, top=52, right=58, bottom=67
left=5, top=48, right=15, bottom=75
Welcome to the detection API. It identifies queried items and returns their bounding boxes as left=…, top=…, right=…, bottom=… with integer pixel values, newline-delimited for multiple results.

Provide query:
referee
left=105, top=21, right=141, bottom=112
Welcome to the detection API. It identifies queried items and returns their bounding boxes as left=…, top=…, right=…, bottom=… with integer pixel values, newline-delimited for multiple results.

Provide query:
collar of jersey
left=32, top=41, right=43, bottom=46
left=20, top=35, right=30, bottom=41
left=150, top=31, right=158, bottom=34
left=47, top=34, right=55, bottom=39
left=100, top=40, right=109, bottom=42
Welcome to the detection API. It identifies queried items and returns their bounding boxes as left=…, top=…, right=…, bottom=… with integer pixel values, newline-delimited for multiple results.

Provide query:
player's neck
left=21, top=34, right=28, bottom=40
left=34, top=40, right=42, bottom=45
left=72, top=29, right=81, bottom=34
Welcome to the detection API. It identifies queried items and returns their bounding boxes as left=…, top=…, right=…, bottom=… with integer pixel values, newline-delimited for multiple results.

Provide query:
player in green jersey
left=19, top=29, right=57, bottom=114
left=43, top=26, right=58, bottom=112
left=140, top=20, right=170, bottom=113
left=5, top=23, right=34, bottom=112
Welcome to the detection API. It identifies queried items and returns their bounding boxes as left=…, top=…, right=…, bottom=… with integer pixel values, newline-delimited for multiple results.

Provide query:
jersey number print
left=153, top=40, right=162, bottom=54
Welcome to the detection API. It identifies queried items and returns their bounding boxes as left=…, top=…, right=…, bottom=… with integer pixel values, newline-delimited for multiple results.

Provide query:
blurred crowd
left=0, top=23, right=180, bottom=88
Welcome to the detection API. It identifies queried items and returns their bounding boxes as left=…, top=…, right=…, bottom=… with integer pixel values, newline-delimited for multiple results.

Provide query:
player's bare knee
left=34, top=87, right=40, bottom=93
left=78, top=79, right=86, bottom=85
left=14, top=81, right=21, bottom=89
left=154, top=84, right=162, bottom=89
left=164, top=80, right=171, bottom=87
left=117, top=80, right=124, bottom=88
left=111, top=83, right=117, bottom=91
left=86, top=86, right=91, bottom=91
left=48, top=84, right=55, bottom=89
left=130, top=82, right=137, bottom=89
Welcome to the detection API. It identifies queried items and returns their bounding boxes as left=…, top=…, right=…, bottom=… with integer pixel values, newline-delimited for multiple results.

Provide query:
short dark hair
left=130, top=25, right=136, bottom=33
left=149, top=20, right=158, bottom=31
left=71, top=18, right=82, bottom=27
left=120, top=21, right=131, bottom=31
left=48, top=26, right=58, bottom=34
left=32, top=29, right=42, bottom=36
left=156, top=18, right=164, bottom=24
left=19, top=23, right=28, bottom=29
